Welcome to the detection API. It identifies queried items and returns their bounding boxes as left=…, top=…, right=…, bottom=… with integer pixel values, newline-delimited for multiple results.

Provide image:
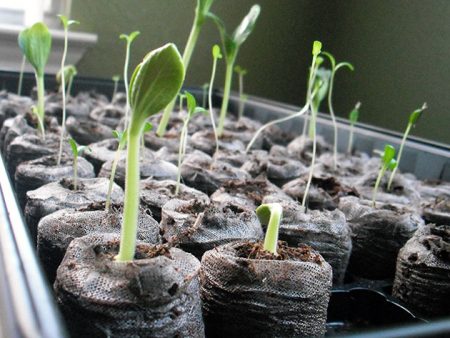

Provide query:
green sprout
left=176, top=91, right=207, bottom=195
left=116, top=43, right=184, bottom=262
left=17, top=55, right=26, bottom=96
left=321, top=52, right=354, bottom=170
left=245, top=40, right=323, bottom=153
left=209, top=4, right=260, bottom=136
left=346, top=101, right=361, bottom=155
left=141, top=121, right=153, bottom=150
left=157, top=0, right=215, bottom=137
left=234, top=65, right=248, bottom=119
left=119, top=31, right=140, bottom=129
left=18, top=22, right=52, bottom=138
left=208, top=44, right=222, bottom=155
left=56, top=65, right=77, bottom=96
left=57, top=13, right=79, bottom=167
left=178, top=92, right=187, bottom=112
left=105, top=128, right=127, bottom=211
left=387, top=103, right=427, bottom=191
left=112, top=74, right=120, bottom=99
left=201, top=83, right=209, bottom=108
left=256, top=203, right=283, bottom=254
left=372, top=144, right=397, bottom=208
left=68, top=138, right=90, bottom=191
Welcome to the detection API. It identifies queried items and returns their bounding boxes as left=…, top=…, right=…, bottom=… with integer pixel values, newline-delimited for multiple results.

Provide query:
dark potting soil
left=66, top=116, right=114, bottom=145
left=55, top=233, right=204, bottom=338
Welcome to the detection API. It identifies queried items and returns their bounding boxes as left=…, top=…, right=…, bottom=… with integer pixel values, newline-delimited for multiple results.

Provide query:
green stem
left=105, top=141, right=125, bottom=211
left=262, top=204, right=282, bottom=254
left=117, top=131, right=141, bottom=261
left=123, top=41, right=132, bottom=130
left=217, top=61, right=234, bottom=136
left=73, top=156, right=78, bottom=191
left=327, top=72, right=338, bottom=170
left=387, top=123, right=411, bottom=190
left=157, top=18, right=202, bottom=137
left=209, top=57, right=219, bottom=154
left=302, top=105, right=317, bottom=209
left=238, top=73, right=244, bottom=119
left=57, top=27, right=69, bottom=166
left=17, top=56, right=25, bottom=96
left=372, top=165, right=387, bottom=208
left=36, top=74, right=46, bottom=139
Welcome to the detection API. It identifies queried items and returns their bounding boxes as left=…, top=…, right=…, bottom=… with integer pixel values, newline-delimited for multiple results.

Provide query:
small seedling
left=346, top=102, right=361, bottom=155
left=105, top=128, right=128, bottom=211
left=17, top=55, right=26, bottom=96
left=387, top=103, right=427, bottom=190
left=57, top=12, right=79, bottom=168
left=209, top=4, right=261, bottom=136
left=201, top=83, right=209, bottom=108
left=372, top=144, right=397, bottom=208
left=112, top=75, right=120, bottom=99
left=157, top=0, right=215, bottom=136
left=245, top=41, right=323, bottom=153
left=256, top=203, right=283, bottom=254
left=176, top=91, right=207, bottom=195
left=234, top=65, right=248, bottom=119
left=18, top=22, right=52, bottom=138
left=178, top=92, right=187, bottom=113
left=116, top=43, right=184, bottom=262
left=208, top=44, right=222, bottom=154
left=119, top=31, right=140, bottom=129
left=322, top=52, right=354, bottom=169
left=68, top=138, right=90, bottom=191
left=56, top=65, right=77, bottom=96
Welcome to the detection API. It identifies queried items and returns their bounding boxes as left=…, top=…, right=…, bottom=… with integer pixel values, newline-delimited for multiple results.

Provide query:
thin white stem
left=372, top=165, right=386, bottom=208
left=238, top=73, right=244, bottom=119
left=175, top=121, right=188, bottom=195
left=387, top=123, right=412, bottom=190
left=347, top=123, right=354, bottom=155
left=123, top=41, right=131, bottom=130
left=209, top=57, right=220, bottom=155
left=17, top=56, right=26, bottom=96
left=327, top=72, right=338, bottom=170
left=57, top=26, right=69, bottom=165
left=302, top=105, right=317, bottom=209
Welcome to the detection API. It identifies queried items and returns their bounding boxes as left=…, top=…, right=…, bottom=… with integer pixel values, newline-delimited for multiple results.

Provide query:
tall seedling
left=18, top=22, right=52, bottom=138
left=234, top=65, right=248, bottom=119
left=256, top=203, right=283, bottom=254
left=372, top=144, right=397, bottom=208
left=68, top=138, right=90, bottom=191
left=157, top=0, right=215, bottom=136
left=347, top=102, right=361, bottom=155
left=116, top=44, right=185, bottom=262
left=209, top=4, right=261, bottom=136
left=56, top=15, right=79, bottom=165
left=208, top=44, right=222, bottom=154
left=120, top=31, right=140, bottom=130
left=322, top=52, right=354, bottom=170
left=387, top=103, right=427, bottom=190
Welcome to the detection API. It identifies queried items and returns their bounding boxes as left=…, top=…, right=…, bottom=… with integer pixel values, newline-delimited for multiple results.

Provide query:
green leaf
left=198, top=0, right=215, bottom=18
left=313, top=68, right=331, bottom=108
left=194, top=107, right=208, bottom=116
left=234, top=65, right=247, bottom=75
left=349, top=102, right=361, bottom=124
left=112, top=130, right=121, bottom=139
left=112, top=75, right=120, bottom=82
left=77, top=145, right=91, bottom=156
left=382, top=144, right=396, bottom=165
left=143, top=122, right=153, bottom=133
left=409, top=103, right=427, bottom=125
left=18, top=22, right=52, bottom=77
left=58, top=15, right=79, bottom=29
left=335, top=61, right=354, bottom=72
left=120, top=31, right=140, bottom=43
left=387, top=159, right=398, bottom=171
left=57, top=65, right=78, bottom=85
left=129, top=43, right=185, bottom=134
left=68, top=138, right=78, bottom=157
left=212, top=44, right=222, bottom=59
left=312, top=40, right=322, bottom=56
left=232, top=5, right=261, bottom=47
left=185, top=91, right=197, bottom=115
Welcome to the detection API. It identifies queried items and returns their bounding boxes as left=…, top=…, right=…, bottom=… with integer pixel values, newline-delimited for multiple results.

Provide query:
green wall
left=72, top=0, right=450, bottom=144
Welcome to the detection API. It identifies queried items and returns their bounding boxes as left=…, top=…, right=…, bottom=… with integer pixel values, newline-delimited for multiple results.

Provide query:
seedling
left=234, top=65, right=248, bottom=119
left=208, top=44, right=222, bottom=154
left=116, top=43, right=184, bottom=262
left=176, top=91, right=207, bottom=195
left=56, top=65, right=77, bottom=96
left=57, top=13, right=79, bottom=168
left=17, top=56, right=26, bottom=96
left=209, top=4, right=261, bottom=136
left=387, top=103, right=427, bottom=190
left=105, top=128, right=127, bottom=211
left=157, top=0, right=215, bottom=136
left=112, top=75, right=120, bottom=99
left=346, top=102, right=361, bottom=155
left=178, top=92, right=187, bottom=113
left=322, top=52, right=354, bottom=169
left=372, top=144, right=397, bottom=208
left=18, top=22, right=52, bottom=138
left=201, top=83, right=209, bottom=108
left=119, top=31, right=140, bottom=129
left=245, top=41, right=323, bottom=153
left=256, top=203, right=283, bottom=254
left=68, top=138, right=90, bottom=191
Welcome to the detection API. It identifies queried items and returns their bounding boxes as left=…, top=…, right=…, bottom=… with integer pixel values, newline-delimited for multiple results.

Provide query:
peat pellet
left=161, top=199, right=263, bottom=259
left=287, top=135, right=332, bottom=164
left=89, top=103, right=125, bottom=128
left=190, top=130, right=246, bottom=156
left=140, top=178, right=209, bottom=222
left=83, top=138, right=123, bottom=174
left=66, top=116, right=113, bottom=145
left=25, top=177, right=123, bottom=241
left=200, top=240, right=332, bottom=338
left=392, top=224, right=450, bottom=317
left=339, top=196, right=423, bottom=280
left=422, top=196, right=450, bottom=226
left=38, top=203, right=161, bottom=283
left=55, top=233, right=204, bottom=338
left=15, top=154, right=95, bottom=208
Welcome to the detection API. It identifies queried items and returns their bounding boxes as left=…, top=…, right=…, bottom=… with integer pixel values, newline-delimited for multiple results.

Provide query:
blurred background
left=1, top=0, right=449, bottom=143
